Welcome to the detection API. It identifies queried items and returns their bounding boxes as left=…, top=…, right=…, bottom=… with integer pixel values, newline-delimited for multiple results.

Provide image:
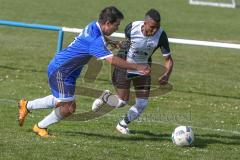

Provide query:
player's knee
left=116, top=99, right=128, bottom=108
left=68, top=102, right=76, bottom=114
left=135, top=98, right=148, bottom=113
left=60, top=101, right=76, bottom=117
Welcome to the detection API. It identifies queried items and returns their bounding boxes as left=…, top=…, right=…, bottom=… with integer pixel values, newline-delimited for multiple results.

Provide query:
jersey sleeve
left=89, top=37, right=112, bottom=59
left=124, top=22, right=132, bottom=39
left=158, top=31, right=171, bottom=57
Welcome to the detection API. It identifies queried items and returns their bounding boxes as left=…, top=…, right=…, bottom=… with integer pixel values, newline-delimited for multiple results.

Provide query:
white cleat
left=116, top=123, right=130, bottom=134
left=92, top=90, right=111, bottom=112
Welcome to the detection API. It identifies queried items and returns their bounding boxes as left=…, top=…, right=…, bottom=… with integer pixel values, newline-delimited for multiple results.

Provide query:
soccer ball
left=172, top=126, right=194, bottom=146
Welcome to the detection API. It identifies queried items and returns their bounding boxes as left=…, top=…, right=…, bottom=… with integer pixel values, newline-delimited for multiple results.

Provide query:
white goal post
left=189, top=0, right=236, bottom=8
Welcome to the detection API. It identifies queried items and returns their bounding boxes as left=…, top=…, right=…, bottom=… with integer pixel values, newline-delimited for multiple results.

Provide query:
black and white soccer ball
left=172, top=126, right=194, bottom=146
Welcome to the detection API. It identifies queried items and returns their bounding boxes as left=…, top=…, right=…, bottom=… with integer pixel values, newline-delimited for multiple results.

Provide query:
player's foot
left=116, top=123, right=130, bottom=134
left=18, top=98, right=29, bottom=127
left=92, top=90, right=111, bottom=112
left=33, top=124, right=51, bottom=138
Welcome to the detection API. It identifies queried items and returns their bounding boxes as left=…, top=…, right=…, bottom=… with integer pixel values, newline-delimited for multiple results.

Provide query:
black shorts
left=112, top=67, right=151, bottom=90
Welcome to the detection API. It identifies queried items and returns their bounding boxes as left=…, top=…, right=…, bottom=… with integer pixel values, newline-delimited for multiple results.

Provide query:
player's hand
left=158, top=74, right=169, bottom=85
left=110, top=40, right=131, bottom=49
left=118, top=40, right=131, bottom=50
left=137, top=64, right=151, bottom=75
left=108, top=40, right=122, bottom=49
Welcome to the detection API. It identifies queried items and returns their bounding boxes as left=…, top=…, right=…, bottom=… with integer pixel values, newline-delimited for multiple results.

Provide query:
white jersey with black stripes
left=125, top=21, right=171, bottom=75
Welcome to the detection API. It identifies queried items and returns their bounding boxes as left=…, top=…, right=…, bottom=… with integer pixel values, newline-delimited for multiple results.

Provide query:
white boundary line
left=62, top=27, right=240, bottom=49
left=189, top=0, right=236, bottom=8
left=169, top=38, right=240, bottom=49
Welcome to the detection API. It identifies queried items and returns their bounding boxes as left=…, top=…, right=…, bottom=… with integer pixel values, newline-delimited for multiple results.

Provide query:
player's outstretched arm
left=159, top=55, right=174, bottom=85
left=105, top=55, right=151, bottom=75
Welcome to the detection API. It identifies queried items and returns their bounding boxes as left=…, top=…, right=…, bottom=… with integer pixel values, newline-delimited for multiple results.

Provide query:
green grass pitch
left=0, top=0, right=240, bottom=159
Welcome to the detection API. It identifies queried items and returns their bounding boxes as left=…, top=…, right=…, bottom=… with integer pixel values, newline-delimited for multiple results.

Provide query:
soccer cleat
left=18, top=98, right=29, bottom=127
left=92, top=90, right=111, bottom=112
left=33, top=124, right=50, bottom=138
left=116, top=123, right=130, bottom=134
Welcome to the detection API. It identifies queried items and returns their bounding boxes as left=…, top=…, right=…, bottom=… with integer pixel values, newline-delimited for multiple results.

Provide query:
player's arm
left=105, top=55, right=151, bottom=75
left=158, top=31, right=174, bottom=85
left=159, top=55, right=173, bottom=85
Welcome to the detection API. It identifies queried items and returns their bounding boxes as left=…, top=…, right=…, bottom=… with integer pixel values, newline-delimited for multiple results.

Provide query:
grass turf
left=0, top=0, right=240, bottom=159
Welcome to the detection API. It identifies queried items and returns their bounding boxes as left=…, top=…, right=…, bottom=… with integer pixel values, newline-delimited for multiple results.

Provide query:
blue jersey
left=47, top=21, right=112, bottom=101
left=49, top=21, right=112, bottom=73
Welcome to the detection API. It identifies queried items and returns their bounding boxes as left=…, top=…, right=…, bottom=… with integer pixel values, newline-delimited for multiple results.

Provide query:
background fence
left=1, top=19, right=240, bottom=53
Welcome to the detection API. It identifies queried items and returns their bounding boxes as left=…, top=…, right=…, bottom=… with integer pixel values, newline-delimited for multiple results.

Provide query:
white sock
left=115, top=99, right=128, bottom=108
left=27, top=95, right=57, bottom=110
left=119, top=106, right=138, bottom=126
left=120, top=119, right=127, bottom=126
left=38, top=107, right=63, bottom=128
left=120, top=99, right=148, bottom=125
left=127, top=106, right=139, bottom=122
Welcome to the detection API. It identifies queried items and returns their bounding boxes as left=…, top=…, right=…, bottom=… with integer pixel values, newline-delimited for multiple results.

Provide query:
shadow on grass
left=193, top=133, right=240, bottom=148
left=60, top=129, right=240, bottom=148
left=61, top=129, right=171, bottom=142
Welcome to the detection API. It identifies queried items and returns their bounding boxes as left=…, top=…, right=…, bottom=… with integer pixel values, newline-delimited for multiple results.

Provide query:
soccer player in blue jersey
left=18, top=6, right=150, bottom=137
left=92, top=9, right=174, bottom=134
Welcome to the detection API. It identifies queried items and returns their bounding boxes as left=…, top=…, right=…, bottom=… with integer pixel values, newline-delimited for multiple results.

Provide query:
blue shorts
left=47, top=61, right=82, bottom=102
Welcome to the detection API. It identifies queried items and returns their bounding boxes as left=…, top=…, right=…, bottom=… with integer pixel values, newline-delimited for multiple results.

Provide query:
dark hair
left=145, top=9, right=161, bottom=23
left=98, top=6, right=124, bottom=24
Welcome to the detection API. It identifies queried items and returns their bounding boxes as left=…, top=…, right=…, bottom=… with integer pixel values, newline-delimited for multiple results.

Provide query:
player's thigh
left=133, top=75, right=151, bottom=98
left=116, top=88, right=130, bottom=100
left=48, top=69, right=80, bottom=102
left=112, top=67, right=131, bottom=90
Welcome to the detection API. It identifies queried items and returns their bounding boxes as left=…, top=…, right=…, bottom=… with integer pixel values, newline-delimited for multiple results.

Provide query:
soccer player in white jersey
left=92, top=9, right=173, bottom=134
left=18, top=6, right=150, bottom=137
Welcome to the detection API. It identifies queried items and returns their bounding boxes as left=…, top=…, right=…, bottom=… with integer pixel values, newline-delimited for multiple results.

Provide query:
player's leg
left=116, top=97, right=149, bottom=133
left=92, top=66, right=129, bottom=111
left=33, top=68, right=80, bottom=137
left=33, top=98, right=76, bottom=137
left=92, top=88, right=129, bottom=112
left=111, top=65, right=131, bottom=108
left=27, top=95, right=58, bottom=110
left=18, top=95, right=58, bottom=127
left=34, top=100, right=76, bottom=137
left=116, top=75, right=150, bottom=134
left=18, top=62, right=59, bottom=127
